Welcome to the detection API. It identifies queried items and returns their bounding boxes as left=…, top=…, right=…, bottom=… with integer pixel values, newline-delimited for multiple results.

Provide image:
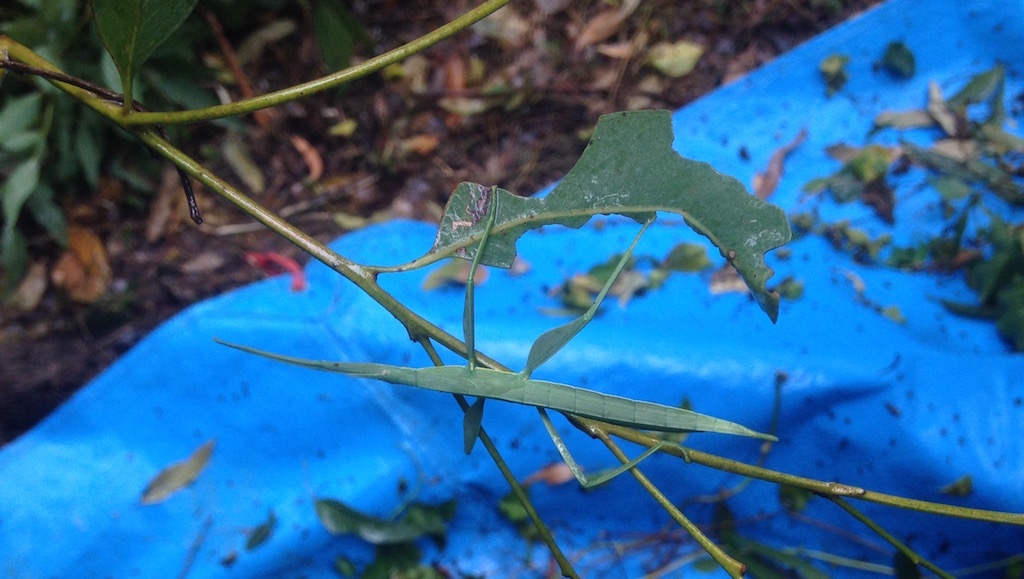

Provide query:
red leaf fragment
left=245, top=251, right=307, bottom=292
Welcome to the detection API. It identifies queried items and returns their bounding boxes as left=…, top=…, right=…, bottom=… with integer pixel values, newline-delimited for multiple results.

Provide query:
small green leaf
left=92, top=0, right=199, bottom=107
left=315, top=498, right=447, bottom=545
left=881, top=41, right=915, bottom=78
left=313, top=1, right=362, bottom=73
left=662, top=242, right=711, bottom=272
left=0, top=93, right=42, bottom=145
left=819, top=53, right=849, bottom=97
left=140, top=439, right=215, bottom=504
left=947, top=65, right=1004, bottom=109
left=246, top=510, right=277, bottom=551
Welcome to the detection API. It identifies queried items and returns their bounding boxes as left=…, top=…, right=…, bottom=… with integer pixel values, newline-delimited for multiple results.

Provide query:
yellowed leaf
left=51, top=226, right=111, bottom=303
left=141, top=440, right=216, bottom=505
left=329, top=118, right=358, bottom=137
left=646, top=41, right=704, bottom=78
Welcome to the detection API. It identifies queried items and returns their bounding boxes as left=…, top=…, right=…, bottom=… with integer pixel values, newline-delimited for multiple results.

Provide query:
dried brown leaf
left=753, top=128, right=808, bottom=200
left=290, top=135, right=323, bottom=182
left=141, top=440, right=215, bottom=504
left=709, top=264, right=747, bottom=295
left=51, top=226, right=112, bottom=303
left=574, top=0, right=641, bottom=50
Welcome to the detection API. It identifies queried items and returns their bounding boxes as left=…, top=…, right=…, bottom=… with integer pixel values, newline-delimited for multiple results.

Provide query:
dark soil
left=0, top=0, right=878, bottom=445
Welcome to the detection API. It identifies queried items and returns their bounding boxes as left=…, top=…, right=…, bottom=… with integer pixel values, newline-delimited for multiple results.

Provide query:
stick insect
left=217, top=190, right=775, bottom=487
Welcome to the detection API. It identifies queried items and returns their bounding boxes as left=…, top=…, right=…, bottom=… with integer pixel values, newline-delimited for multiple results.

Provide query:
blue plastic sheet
left=2, top=0, right=1023, bottom=576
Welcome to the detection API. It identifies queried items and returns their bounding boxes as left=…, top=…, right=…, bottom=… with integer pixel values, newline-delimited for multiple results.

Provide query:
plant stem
left=827, top=496, right=954, bottom=579
left=600, top=423, right=1024, bottom=526
left=418, top=339, right=579, bottom=578
left=592, top=429, right=746, bottom=578
left=117, top=0, right=511, bottom=126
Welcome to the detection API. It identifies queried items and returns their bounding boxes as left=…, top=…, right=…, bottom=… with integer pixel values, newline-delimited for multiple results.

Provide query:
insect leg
left=538, top=407, right=668, bottom=489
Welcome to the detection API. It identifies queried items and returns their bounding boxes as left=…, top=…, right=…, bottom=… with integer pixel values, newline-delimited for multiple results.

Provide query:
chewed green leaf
left=92, top=0, right=198, bottom=106
left=418, top=110, right=791, bottom=322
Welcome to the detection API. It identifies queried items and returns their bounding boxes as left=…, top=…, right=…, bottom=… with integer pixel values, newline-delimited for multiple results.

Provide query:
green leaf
left=313, top=0, right=357, bottom=73
left=315, top=498, right=447, bottom=545
left=947, top=65, right=1004, bottom=109
left=881, top=41, right=915, bottom=78
left=92, top=0, right=199, bottom=107
left=0, top=93, right=42, bottom=145
left=140, top=439, right=215, bottom=504
left=419, top=110, right=791, bottom=322
left=1, top=155, right=43, bottom=227
left=246, top=510, right=277, bottom=550
left=25, top=183, right=68, bottom=246
left=1, top=227, right=29, bottom=297
left=819, top=53, right=849, bottom=97
left=662, top=242, right=711, bottom=272
left=996, top=278, right=1024, bottom=351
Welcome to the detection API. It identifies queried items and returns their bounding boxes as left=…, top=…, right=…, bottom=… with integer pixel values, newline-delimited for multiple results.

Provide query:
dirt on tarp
left=0, top=0, right=878, bottom=446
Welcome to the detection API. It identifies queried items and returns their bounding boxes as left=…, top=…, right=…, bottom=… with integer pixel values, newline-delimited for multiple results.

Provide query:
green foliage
left=421, top=111, right=791, bottom=322
left=92, top=0, right=199, bottom=107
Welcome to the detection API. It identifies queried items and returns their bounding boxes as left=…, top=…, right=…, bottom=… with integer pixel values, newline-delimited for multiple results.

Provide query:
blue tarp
left=2, top=0, right=1022, bottom=576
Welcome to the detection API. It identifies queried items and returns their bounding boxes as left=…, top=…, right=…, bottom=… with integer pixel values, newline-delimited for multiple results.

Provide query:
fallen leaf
left=753, top=128, right=807, bottom=200
left=872, top=108, right=934, bottom=131
left=422, top=259, right=489, bottom=291
left=709, top=264, right=747, bottom=295
left=246, top=510, right=277, bottom=551
left=523, top=462, right=575, bottom=486
left=328, top=118, right=358, bottom=137
left=141, top=440, right=215, bottom=504
left=222, top=132, right=265, bottom=193
left=841, top=269, right=866, bottom=295
left=820, top=54, right=849, bottom=97
left=927, top=81, right=961, bottom=137
left=931, top=138, right=977, bottom=162
left=398, top=134, right=441, bottom=156
left=939, top=474, right=973, bottom=497
left=290, top=135, right=323, bottom=182
left=646, top=40, right=704, bottom=78
left=51, top=226, right=112, bottom=303
left=880, top=41, right=915, bottom=78
left=7, top=260, right=48, bottom=312
left=473, top=6, right=531, bottom=48
left=180, top=251, right=226, bottom=275
left=146, top=168, right=188, bottom=243
left=245, top=252, right=307, bottom=292
left=574, top=0, right=641, bottom=50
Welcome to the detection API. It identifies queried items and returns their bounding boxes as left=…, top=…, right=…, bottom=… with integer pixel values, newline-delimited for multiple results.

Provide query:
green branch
left=116, top=0, right=511, bottom=126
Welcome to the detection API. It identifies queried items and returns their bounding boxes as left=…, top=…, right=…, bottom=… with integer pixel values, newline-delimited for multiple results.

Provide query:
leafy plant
left=2, top=3, right=1023, bottom=578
